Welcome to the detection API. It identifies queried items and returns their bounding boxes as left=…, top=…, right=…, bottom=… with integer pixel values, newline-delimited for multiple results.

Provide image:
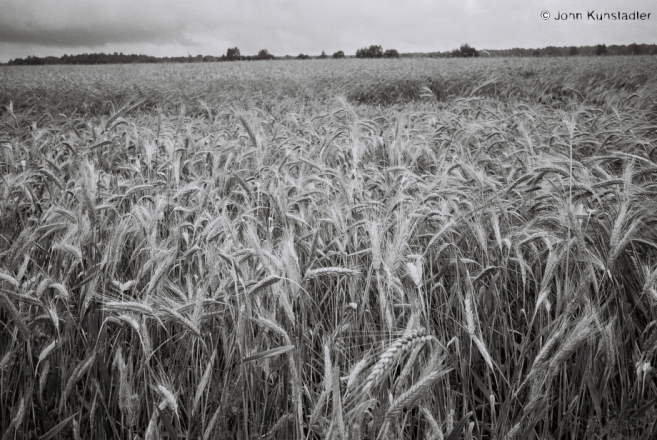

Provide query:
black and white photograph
left=1, top=0, right=656, bottom=438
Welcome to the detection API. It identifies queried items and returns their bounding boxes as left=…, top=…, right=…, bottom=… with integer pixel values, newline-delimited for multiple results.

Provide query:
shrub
left=257, top=49, right=274, bottom=60
left=451, top=44, right=480, bottom=58
left=356, top=45, right=383, bottom=58
left=226, top=47, right=241, bottom=61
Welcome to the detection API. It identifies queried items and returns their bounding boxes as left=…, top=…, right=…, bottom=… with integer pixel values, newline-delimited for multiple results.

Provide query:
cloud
left=0, top=23, right=193, bottom=48
left=0, top=0, right=198, bottom=47
left=0, top=0, right=655, bottom=62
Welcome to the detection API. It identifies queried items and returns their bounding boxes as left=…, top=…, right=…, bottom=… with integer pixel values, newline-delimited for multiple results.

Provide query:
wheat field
left=1, top=56, right=657, bottom=439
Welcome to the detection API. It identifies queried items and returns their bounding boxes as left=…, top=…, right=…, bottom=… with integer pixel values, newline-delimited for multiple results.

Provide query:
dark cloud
left=0, top=0, right=195, bottom=47
left=0, top=23, right=192, bottom=47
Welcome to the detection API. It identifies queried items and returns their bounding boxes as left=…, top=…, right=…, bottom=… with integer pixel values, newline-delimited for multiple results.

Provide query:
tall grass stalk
left=0, top=56, right=656, bottom=438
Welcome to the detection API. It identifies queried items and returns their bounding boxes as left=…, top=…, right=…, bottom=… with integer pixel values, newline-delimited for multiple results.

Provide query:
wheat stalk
left=386, top=367, right=452, bottom=419
left=0, top=347, right=14, bottom=372
left=39, top=359, right=50, bottom=399
left=104, top=301, right=154, bottom=316
left=72, top=417, right=81, bottom=440
left=548, top=313, right=597, bottom=373
left=420, top=406, right=443, bottom=440
left=59, top=352, right=96, bottom=414
left=262, top=413, right=294, bottom=439
left=362, top=329, right=432, bottom=395
left=117, top=354, right=139, bottom=427
left=304, top=267, right=361, bottom=280
left=156, top=383, right=178, bottom=414
left=0, top=290, right=30, bottom=339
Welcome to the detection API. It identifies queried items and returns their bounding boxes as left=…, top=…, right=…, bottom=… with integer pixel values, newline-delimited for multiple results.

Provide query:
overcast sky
left=1, top=0, right=656, bottom=62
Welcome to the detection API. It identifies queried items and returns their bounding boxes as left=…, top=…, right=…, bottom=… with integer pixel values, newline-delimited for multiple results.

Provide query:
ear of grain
left=0, top=290, right=30, bottom=340
left=156, top=384, right=178, bottom=414
left=163, top=307, right=202, bottom=338
left=548, top=313, right=598, bottom=373
left=118, top=355, right=139, bottom=427
left=394, top=343, right=425, bottom=394
left=304, top=267, right=360, bottom=280
left=421, top=406, right=443, bottom=440
left=386, top=366, right=452, bottom=420
left=261, top=413, right=294, bottom=440
left=59, top=352, right=96, bottom=414
left=104, top=301, right=154, bottom=316
left=144, top=405, right=160, bottom=440
left=367, top=220, right=382, bottom=269
left=362, top=329, right=432, bottom=395
left=38, top=360, right=50, bottom=400
left=72, top=417, right=81, bottom=440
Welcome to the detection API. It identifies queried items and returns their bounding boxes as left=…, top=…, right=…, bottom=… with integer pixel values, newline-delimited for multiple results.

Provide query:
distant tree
left=319, top=50, right=328, bottom=59
left=257, top=49, right=274, bottom=60
left=22, top=56, right=45, bottom=65
left=332, top=50, right=345, bottom=59
left=226, top=47, right=241, bottom=61
left=629, top=43, right=642, bottom=55
left=356, top=45, right=383, bottom=58
left=451, top=44, right=479, bottom=58
left=297, top=53, right=310, bottom=60
left=544, top=46, right=561, bottom=57
left=595, top=44, right=607, bottom=55
left=532, top=50, right=541, bottom=57
left=568, top=46, right=579, bottom=56
left=383, top=49, right=400, bottom=58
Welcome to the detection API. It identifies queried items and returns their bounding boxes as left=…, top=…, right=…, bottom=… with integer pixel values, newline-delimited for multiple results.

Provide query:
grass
left=1, top=56, right=657, bottom=439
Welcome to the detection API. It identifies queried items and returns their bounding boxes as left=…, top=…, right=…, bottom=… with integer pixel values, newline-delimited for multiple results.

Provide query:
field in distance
left=1, top=57, right=656, bottom=439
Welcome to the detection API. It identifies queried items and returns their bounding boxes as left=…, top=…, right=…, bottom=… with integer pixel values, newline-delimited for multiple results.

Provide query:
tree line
left=6, top=48, right=354, bottom=66
left=5, top=42, right=656, bottom=66
left=411, top=43, right=657, bottom=58
left=6, top=49, right=276, bottom=66
left=355, top=45, right=400, bottom=58
left=479, top=43, right=655, bottom=57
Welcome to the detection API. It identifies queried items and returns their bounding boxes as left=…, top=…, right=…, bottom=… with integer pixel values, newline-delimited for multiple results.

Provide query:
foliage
left=356, top=45, right=384, bottom=58
left=8, top=52, right=162, bottom=65
left=256, top=49, right=274, bottom=60
left=356, top=46, right=400, bottom=59
left=296, top=53, right=310, bottom=60
left=384, top=49, right=400, bottom=58
left=426, top=44, right=657, bottom=58
left=629, top=43, right=643, bottom=55
left=332, top=50, right=345, bottom=59
left=451, top=43, right=480, bottom=57
left=0, top=57, right=657, bottom=439
left=226, top=47, right=241, bottom=61
left=318, top=51, right=328, bottom=59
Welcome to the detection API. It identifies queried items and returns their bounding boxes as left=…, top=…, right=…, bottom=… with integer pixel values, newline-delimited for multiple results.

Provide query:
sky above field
left=1, top=0, right=656, bottom=62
